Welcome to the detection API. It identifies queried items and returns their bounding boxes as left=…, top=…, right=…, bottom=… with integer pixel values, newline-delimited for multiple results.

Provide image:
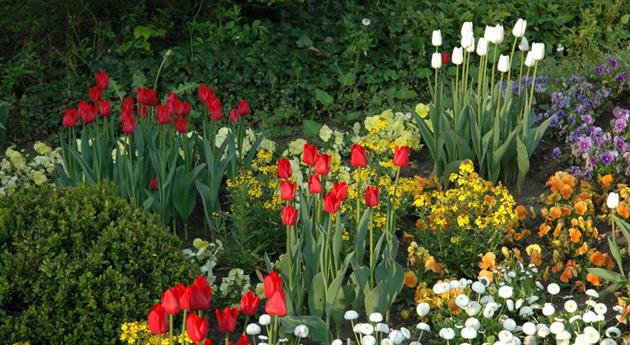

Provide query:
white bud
left=259, top=314, right=271, bottom=326
left=431, top=52, right=442, bottom=69
left=452, top=47, right=464, bottom=65
left=476, top=38, right=488, bottom=56
left=416, top=302, right=430, bottom=317
left=512, top=19, right=527, bottom=38
left=432, top=30, right=442, bottom=47
left=344, top=310, right=359, bottom=320
left=294, top=324, right=309, bottom=338
left=369, top=312, right=383, bottom=323
left=524, top=51, right=535, bottom=67
left=498, top=55, right=510, bottom=73
left=531, top=42, right=545, bottom=61
left=461, top=22, right=473, bottom=36
left=246, top=323, right=261, bottom=335
left=484, top=26, right=494, bottom=42
left=607, top=192, right=620, bottom=209
left=466, top=36, right=476, bottom=53
left=519, top=37, right=529, bottom=52
left=492, top=24, right=505, bottom=44
left=461, top=31, right=474, bottom=49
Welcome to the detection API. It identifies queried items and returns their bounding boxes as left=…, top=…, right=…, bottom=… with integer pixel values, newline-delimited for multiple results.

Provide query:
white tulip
left=498, top=286, right=514, bottom=299
left=432, top=30, right=442, bottom=46
left=259, top=314, right=272, bottom=326
left=461, top=22, right=473, bottom=36
left=466, top=37, right=476, bottom=53
left=344, top=310, right=359, bottom=320
left=531, top=42, right=545, bottom=61
left=439, top=328, right=455, bottom=340
left=564, top=300, right=578, bottom=313
left=362, top=335, right=377, bottom=345
left=431, top=52, right=442, bottom=69
left=246, top=323, right=261, bottom=335
left=484, top=26, right=494, bottom=41
left=522, top=322, right=536, bottom=335
left=498, top=55, right=510, bottom=73
left=369, top=312, right=383, bottom=323
left=476, top=38, right=488, bottom=56
left=524, top=51, right=535, bottom=67
left=294, top=324, right=309, bottom=338
left=452, top=47, right=464, bottom=65
left=388, top=330, right=404, bottom=344
left=416, top=302, right=430, bottom=317
left=607, top=192, right=620, bottom=209
left=492, top=24, right=505, bottom=44
left=547, top=283, right=560, bottom=295
left=461, top=31, right=474, bottom=49
left=512, top=18, right=527, bottom=37
left=461, top=327, right=478, bottom=339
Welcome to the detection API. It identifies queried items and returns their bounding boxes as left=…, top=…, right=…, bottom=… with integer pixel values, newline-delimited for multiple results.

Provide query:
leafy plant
left=588, top=215, right=630, bottom=296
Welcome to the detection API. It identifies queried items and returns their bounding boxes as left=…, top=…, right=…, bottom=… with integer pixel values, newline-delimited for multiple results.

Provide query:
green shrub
left=0, top=183, right=196, bottom=345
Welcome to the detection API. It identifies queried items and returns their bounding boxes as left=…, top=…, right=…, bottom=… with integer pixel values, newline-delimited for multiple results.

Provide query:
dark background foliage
left=1, top=0, right=628, bottom=142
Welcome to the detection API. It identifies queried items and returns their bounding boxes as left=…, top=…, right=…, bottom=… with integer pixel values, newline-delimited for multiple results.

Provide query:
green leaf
left=280, top=315, right=331, bottom=343
left=515, top=136, right=530, bottom=193
left=587, top=268, right=626, bottom=283
left=303, top=119, right=322, bottom=137
left=296, top=34, right=313, bottom=48
left=337, top=72, right=356, bottom=86
left=315, top=89, right=334, bottom=106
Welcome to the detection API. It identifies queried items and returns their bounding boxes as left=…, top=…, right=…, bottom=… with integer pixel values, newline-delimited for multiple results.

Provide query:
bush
left=0, top=183, right=196, bottom=345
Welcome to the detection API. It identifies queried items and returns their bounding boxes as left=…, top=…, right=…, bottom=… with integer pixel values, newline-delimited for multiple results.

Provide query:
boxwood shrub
left=0, top=183, right=196, bottom=344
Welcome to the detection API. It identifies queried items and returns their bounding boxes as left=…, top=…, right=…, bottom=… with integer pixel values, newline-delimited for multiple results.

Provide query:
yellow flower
left=33, top=141, right=52, bottom=155
left=525, top=244, right=542, bottom=256
left=415, top=103, right=430, bottom=118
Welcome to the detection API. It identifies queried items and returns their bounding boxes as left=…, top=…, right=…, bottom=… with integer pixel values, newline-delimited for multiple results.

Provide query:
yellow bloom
left=415, top=103, right=430, bottom=118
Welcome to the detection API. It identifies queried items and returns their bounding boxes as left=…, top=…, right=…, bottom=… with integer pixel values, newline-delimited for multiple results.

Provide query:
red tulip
left=175, top=117, right=188, bottom=133
left=137, top=87, right=158, bottom=106
left=181, top=101, right=191, bottom=116
left=121, top=116, right=136, bottom=135
left=308, top=175, right=322, bottom=194
left=281, top=205, right=299, bottom=226
left=190, top=275, right=212, bottom=310
left=216, top=307, right=239, bottom=333
left=240, top=290, right=260, bottom=316
left=198, top=84, right=214, bottom=103
left=98, top=100, right=112, bottom=117
left=180, top=285, right=194, bottom=311
left=332, top=181, right=348, bottom=202
left=88, top=85, right=102, bottom=102
left=237, top=334, right=250, bottom=345
left=150, top=176, right=158, bottom=191
left=323, top=192, right=340, bottom=214
left=263, top=272, right=283, bottom=299
left=207, top=98, right=223, bottom=121
left=95, top=72, right=109, bottom=89
left=175, top=283, right=186, bottom=299
left=161, top=287, right=181, bottom=315
left=238, top=99, right=251, bottom=116
left=229, top=107, right=240, bottom=123
left=78, top=100, right=97, bottom=124
left=393, top=146, right=411, bottom=167
left=364, top=186, right=379, bottom=208
left=314, top=154, right=331, bottom=175
left=302, top=144, right=318, bottom=166
left=442, top=52, right=450, bottom=65
left=63, top=109, right=79, bottom=128
left=280, top=181, right=297, bottom=201
left=276, top=159, right=292, bottom=179
left=186, top=313, right=209, bottom=342
left=156, top=104, right=171, bottom=124
left=200, top=339, right=213, bottom=345
left=121, top=97, right=134, bottom=115
left=351, top=144, right=368, bottom=167
left=265, top=290, right=287, bottom=316
left=147, top=304, right=168, bottom=335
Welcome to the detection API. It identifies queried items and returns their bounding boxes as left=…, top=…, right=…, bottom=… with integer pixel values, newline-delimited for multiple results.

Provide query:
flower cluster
left=0, top=142, right=61, bottom=196
left=353, top=109, right=421, bottom=154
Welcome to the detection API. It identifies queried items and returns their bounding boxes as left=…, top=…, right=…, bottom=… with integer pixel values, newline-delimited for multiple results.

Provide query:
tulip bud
left=364, top=186, right=379, bottom=208
left=431, top=52, right=442, bottom=69
left=512, top=18, right=527, bottom=38
left=452, top=47, right=464, bottom=65
left=393, top=146, right=411, bottom=167
left=483, top=26, right=494, bottom=42
left=461, top=31, right=474, bottom=49
left=476, top=38, right=488, bottom=56
left=461, top=22, right=473, bottom=36
left=531, top=43, right=545, bottom=61
left=432, top=30, right=442, bottom=47
left=524, top=51, right=536, bottom=68
left=351, top=144, right=368, bottom=167
left=497, top=55, right=510, bottom=73
left=281, top=205, right=299, bottom=225
left=607, top=192, right=620, bottom=209
left=492, top=24, right=505, bottom=44
left=519, top=37, right=529, bottom=52
left=308, top=175, right=322, bottom=194
left=465, top=36, right=475, bottom=53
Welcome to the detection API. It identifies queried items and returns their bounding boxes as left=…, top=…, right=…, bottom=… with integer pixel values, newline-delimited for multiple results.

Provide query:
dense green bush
left=0, top=183, right=196, bottom=345
left=1, top=0, right=629, bottom=142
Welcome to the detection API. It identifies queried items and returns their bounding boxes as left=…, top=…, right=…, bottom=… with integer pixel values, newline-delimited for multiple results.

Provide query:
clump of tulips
left=147, top=272, right=297, bottom=345
left=273, top=142, right=411, bottom=339
left=58, top=72, right=262, bottom=238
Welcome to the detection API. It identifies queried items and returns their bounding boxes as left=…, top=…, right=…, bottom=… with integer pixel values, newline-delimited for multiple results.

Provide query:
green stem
left=506, top=37, right=518, bottom=83
left=489, top=44, right=498, bottom=97
left=168, top=314, right=174, bottom=345
left=356, top=167, right=362, bottom=228
left=153, top=51, right=171, bottom=91
left=369, top=209, right=374, bottom=289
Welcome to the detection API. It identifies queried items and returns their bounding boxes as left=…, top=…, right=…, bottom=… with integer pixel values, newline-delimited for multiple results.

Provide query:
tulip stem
left=181, top=310, right=187, bottom=338
left=369, top=209, right=374, bottom=289
left=168, top=314, right=174, bottom=345
left=286, top=224, right=293, bottom=295
left=506, top=37, right=518, bottom=84
left=356, top=167, right=361, bottom=228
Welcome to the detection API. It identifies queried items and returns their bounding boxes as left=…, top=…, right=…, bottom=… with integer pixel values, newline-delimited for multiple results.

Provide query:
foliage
left=588, top=215, right=630, bottom=297
left=408, top=161, right=517, bottom=278
left=0, top=183, right=196, bottom=345
left=0, top=142, right=61, bottom=196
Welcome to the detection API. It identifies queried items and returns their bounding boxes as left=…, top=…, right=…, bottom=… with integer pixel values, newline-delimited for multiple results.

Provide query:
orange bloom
left=550, top=206, right=562, bottom=219
left=479, top=252, right=496, bottom=270
left=560, top=184, right=573, bottom=199
left=560, top=268, right=574, bottom=283
left=404, top=271, right=418, bottom=288
left=575, top=242, right=589, bottom=256
left=538, top=223, right=551, bottom=237
left=599, top=174, right=613, bottom=189
left=574, top=201, right=587, bottom=215
left=478, top=269, right=494, bottom=282
left=586, top=273, right=601, bottom=286
left=530, top=250, right=542, bottom=266
left=515, top=205, right=527, bottom=220
left=549, top=176, right=563, bottom=193
left=590, top=251, right=613, bottom=268
left=425, top=257, right=443, bottom=274
left=617, top=202, right=630, bottom=218
left=561, top=173, right=576, bottom=187
left=569, top=228, right=582, bottom=243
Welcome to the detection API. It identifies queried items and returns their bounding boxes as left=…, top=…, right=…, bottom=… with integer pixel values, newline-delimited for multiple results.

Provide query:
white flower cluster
left=245, top=314, right=309, bottom=345
left=340, top=311, right=414, bottom=345
left=0, top=142, right=62, bottom=196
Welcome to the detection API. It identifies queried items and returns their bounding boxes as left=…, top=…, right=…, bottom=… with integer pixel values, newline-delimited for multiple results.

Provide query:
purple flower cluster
left=567, top=106, right=630, bottom=179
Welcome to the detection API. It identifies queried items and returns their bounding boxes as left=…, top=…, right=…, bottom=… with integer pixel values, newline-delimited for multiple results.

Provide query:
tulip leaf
left=280, top=315, right=331, bottom=344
